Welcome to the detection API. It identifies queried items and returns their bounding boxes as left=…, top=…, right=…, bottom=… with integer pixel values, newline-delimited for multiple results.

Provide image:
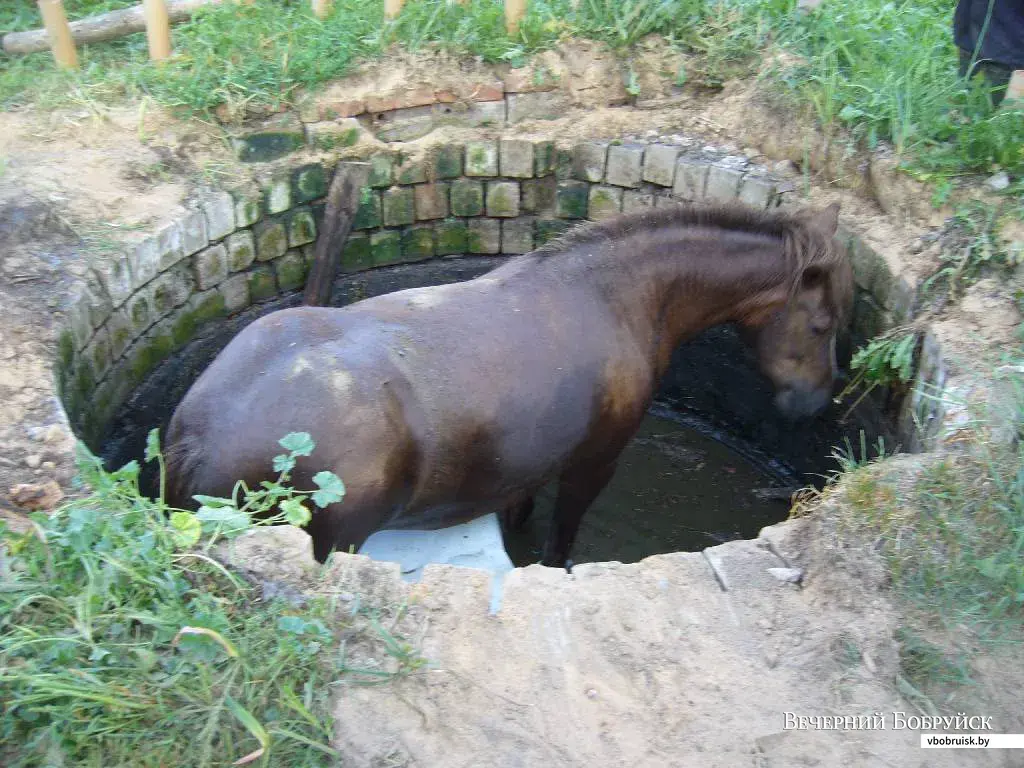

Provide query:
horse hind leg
left=541, top=461, right=617, bottom=570
left=499, top=496, right=535, bottom=532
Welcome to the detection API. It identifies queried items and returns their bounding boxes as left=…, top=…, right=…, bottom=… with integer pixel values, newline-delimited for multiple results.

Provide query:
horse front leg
left=541, top=461, right=617, bottom=570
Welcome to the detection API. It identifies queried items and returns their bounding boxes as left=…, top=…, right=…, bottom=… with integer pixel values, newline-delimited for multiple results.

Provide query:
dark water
left=502, top=410, right=794, bottom=566
left=98, top=256, right=895, bottom=566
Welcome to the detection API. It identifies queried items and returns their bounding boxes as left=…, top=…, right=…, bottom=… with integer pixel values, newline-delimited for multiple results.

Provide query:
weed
left=835, top=330, right=918, bottom=419
left=0, top=430, right=422, bottom=766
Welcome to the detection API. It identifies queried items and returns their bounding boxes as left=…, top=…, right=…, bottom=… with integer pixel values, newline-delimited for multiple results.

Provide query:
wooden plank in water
left=303, top=162, right=372, bottom=308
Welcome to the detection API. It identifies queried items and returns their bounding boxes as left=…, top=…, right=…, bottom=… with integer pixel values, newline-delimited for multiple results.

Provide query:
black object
left=954, top=0, right=1024, bottom=104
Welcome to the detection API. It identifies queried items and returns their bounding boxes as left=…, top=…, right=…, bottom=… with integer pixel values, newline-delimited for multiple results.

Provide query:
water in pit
left=502, top=409, right=795, bottom=567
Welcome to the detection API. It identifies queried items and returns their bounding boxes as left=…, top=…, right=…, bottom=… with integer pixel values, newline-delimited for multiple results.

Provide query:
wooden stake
left=311, top=0, right=332, bottom=19
left=36, top=0, right=78, bottom=69
left=384, top=0, right=403, bottom=20
left=505, top=0, right=526, bottom=35
left=6, top=0, right=225, bottom=56
left=143, top=0, right=172, bottom=61
left=303, top=162, right=372, bottom=308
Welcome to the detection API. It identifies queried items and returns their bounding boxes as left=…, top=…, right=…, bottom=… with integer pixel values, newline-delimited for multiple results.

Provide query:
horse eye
left=810, top=317, right=831, bottom=335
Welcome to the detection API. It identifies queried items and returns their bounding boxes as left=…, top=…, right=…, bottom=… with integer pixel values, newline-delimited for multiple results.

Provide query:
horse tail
left=163, top=426, right=204, bottom=510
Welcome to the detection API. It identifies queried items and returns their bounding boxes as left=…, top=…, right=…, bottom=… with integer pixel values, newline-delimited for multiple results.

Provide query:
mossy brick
left=402, top=225, right=436, bottom=261
left=275, top=249, right=308, bottom=292
left=382, top=187, right=416, bottom=227
left=91, top=254, right=133, bottom=308
left=232, top=117, right=305, bottom=163
left=396, top=155, right=428, bottom=185
left=605, top=144, right=644, bottom=188
left=130, top=236, right=160, bottom=290
left=218, top=273, right=251, bottom=313
left=233, top=191, right=261, bottom=228
left=436, top=219, right=469, bottom=255
left=486, top=181, right=520, bottom=218
left=499, top=138, right=534, bottom=178
left=340, top=233, right=372, bottom=272
left=126, top=288, right=153, bottom=334
left=288, top=208, right=317, bottom=247
left=673, top=158, right=710, bottom=201
left=501, top=219, right=534, bottom=254
left=556, top=181, right=590, bottom=219
left=533, top=140, right=556, bottom=176
left=254, top=218, right=288, bottom=261
left=226, top=231, right=256, bottom=272
left=293, top=163, right=327, bottom=203
left=181, top=210, right=209, bottom=256
left=705, top=163, right=744, bottom=202
left=83, top=275, right=113, bottom=331
left=156, top=219, right=185, bottom=271
left=738, top=175, right=776, bottom=209
left=623, top=190, right=655, bottom=214
left=465, top=141, right=499, bottom=177
left=572, top=142, right=609, bottom=182
left=171, top=291, right=227, bottom=349
left=353, top=190, right=382, bottom=230
left=57, top=330, right=76, bottom=374
left=414, top=183, right=450, bottom=220
left=302, top=244, right=315, bottom=271
left=192, top=244, right=229, bottom=290
left=368, top=154, right=394, bottom=188
left=307, top=118, right=361, bottom=151
left=506, top=91, right=571, bottom=123
left=247, top=265, right=278, bottom=302
left=371, top=230, right=403, bottom=266
left=72, top=357, right=97, bottom=411
left=641, top=144, right=681, bottom=187
left=535, top=218, right=573, bottom=245
left=521, top=177, right=557, bottom=215
left=468, top=219, right=501, bottom=254
left=554, top=146, right=574, bottom=180
left=128, top=330, right=173, bottom=385
left=450, top=180, right=484, bottom=217
left=85, top=326, right=113, bottom=379
left=150, top=266, right=193, bottom=318
left=432, top=143, right=464, bottom=179
left=847, top=235, right=887, bottom=293
left=264, top=173, right=293, bottom=214
left=588, top=186, right=623, bottom=220
left=106, top=309, right=133, bottom=360
left=202, top=190, right=236, bottom=241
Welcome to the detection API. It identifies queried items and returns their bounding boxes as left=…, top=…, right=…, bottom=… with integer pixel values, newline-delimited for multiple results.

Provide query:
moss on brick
left=368, top=154, right=394, bottom=188
left=535, top=218, right=573, bottom=245
left=275, top=250, right=308, bottom=292
left=371, top=230, right=403, bottom=266
left=340, top=233, right=372, bottom=272
left=129, top=332, right=173, bottom=385
left=293, top=163, right=327, bottom=202
left=353, top=191, right=382, bottom=230
left=402, top=226, right=436, bottom=262
left=432, top=144, right=464, bottom=179
left=436, top=219, right=468, bottom=255
left=556, top=181, right=590, bottom=219
left=247, top=265, right=278, bottom=302
left=450, top=180, right=484, bottom=217
left=382, top=187, right=416, bottom=227
left=288, top=209, right=317, bottom=247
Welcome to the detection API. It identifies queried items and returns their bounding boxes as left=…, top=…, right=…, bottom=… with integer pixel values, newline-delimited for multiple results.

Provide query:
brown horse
left=165, top=201, right=852, bottom=567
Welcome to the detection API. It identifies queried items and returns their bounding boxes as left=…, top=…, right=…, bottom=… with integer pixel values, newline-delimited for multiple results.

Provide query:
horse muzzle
left=774, top=384, right=832, bottom=421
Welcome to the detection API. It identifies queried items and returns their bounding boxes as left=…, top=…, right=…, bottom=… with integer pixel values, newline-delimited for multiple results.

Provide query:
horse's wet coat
left=166, top=202, right=852, bottom=566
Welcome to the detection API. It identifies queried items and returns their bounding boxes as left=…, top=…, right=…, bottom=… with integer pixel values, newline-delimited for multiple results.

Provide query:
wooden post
left=384, top=0, right=403, bottom=20
left=36, top=0, right=78, bottom=69
left=142, top=0, right=172, bottom=61
left=303, top=162, right=372, bottom=308
left=311, top=0, right=332, bottom=19
left=505, top=0, right=526, bottom=35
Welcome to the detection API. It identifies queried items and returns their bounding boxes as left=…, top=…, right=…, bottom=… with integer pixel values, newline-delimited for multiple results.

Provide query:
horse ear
left=808, top=202, right=840, bottom=236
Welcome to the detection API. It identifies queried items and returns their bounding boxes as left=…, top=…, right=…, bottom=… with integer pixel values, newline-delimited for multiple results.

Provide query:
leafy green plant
left=836, top=330, right=918, bottom=419
left=0, top=429, right=420, bottom=767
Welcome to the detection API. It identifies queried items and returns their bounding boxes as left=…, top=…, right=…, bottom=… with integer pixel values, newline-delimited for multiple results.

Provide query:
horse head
left=744, top=203, right=853, bottom=420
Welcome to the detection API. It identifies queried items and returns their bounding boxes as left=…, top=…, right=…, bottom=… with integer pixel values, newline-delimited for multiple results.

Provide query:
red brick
left=469, top=82, right=505, bottom=102
left=320, top=98, right=366, bottom=119
left=435, top=89, right=459, bottom=104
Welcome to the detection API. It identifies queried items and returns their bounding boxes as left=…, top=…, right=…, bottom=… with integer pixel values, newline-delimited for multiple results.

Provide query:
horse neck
left=566, top=225, right=793, bottom=375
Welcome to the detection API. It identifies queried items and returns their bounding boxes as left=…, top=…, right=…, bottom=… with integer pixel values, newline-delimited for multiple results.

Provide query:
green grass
left=2, top=0, right=1021, bottom=179
left=0, top=432, right=424, bottom=767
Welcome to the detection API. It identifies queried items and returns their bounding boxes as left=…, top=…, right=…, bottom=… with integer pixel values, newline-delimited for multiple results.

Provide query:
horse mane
left=531, top=201, right=853, bottom=320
